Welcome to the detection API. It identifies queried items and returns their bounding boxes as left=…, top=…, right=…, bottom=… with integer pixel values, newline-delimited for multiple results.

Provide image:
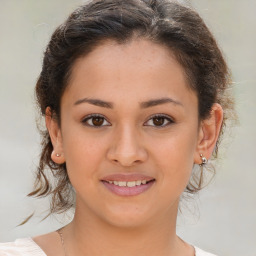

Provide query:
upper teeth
left=108, top=180, right=147, bottom=187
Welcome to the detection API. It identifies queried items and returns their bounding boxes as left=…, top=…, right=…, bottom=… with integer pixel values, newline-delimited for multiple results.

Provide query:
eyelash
left=82, top=114, right=110, bottom=128
left=146, top=114, right=174, bottom=127
left=81, top=114, right=174, bottom=128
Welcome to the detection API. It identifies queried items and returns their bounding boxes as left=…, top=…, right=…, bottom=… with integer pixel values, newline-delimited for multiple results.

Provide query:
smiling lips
left=101, top=174, right=155, bottom=196
left=107, top=180, right=148, bottom=187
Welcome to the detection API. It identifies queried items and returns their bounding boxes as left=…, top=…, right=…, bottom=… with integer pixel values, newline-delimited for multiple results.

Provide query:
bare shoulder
left=32, top=231, right=63, bottom=256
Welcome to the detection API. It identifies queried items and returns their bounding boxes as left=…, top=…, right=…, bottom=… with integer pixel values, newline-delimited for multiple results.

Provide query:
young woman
left=0, top=0, right=235, bottom=255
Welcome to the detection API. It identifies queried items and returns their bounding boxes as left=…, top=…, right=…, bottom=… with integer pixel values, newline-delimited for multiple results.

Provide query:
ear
left=194, top=103, right=223, bottom=164
left=45, top=107, right=65, bottom=164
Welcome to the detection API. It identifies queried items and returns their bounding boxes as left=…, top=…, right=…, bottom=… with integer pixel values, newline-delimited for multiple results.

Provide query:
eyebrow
left=74, top=97, right=183, bottom=109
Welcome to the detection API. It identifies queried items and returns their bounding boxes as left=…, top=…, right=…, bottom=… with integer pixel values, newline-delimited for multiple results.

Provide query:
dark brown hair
left=29, top=0, right=235, bottom=217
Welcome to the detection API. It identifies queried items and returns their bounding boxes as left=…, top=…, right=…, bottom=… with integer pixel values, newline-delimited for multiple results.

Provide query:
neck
left=61, top=199, right=191, bottom=256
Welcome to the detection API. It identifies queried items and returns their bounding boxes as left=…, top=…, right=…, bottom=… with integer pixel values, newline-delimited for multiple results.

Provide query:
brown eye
left=152, top=117, right=165, bottom=126
left=144, top=114, right=174, bottom=127
left=92, top=116, right=104, bottom=126
left=82, top=114, right=110, bottom=127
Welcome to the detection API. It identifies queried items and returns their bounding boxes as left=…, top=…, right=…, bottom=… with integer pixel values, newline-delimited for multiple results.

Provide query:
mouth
left=100, top=175, right=155, bottom=196
left=103, top=179, right=154, bottom=187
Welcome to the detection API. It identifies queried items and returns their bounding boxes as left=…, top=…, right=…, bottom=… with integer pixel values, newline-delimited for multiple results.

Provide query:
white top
left=0, top=238, right=218, bottom=256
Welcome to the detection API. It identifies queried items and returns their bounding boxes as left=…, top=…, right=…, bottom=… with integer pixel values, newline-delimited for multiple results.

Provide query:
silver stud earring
left=56, top=153, right=61, bottom=157
left=199, top=154, right=207, bottom=166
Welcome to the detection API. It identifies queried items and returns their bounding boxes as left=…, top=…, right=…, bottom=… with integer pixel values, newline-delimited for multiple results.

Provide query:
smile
left=106, top=180, right=149, bottom=187
left=101, top=174, right=155, bottom=196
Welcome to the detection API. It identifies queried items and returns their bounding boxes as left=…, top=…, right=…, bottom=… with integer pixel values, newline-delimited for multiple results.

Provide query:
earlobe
left=51, top=150, right=66, bottom=165
left=45, top=107, right=66, bottom=164
left=194, top=103, right=223, bottom=164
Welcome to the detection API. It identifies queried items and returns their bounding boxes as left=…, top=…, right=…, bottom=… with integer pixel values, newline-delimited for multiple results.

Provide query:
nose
left=107, top=125, right=148, bottom=167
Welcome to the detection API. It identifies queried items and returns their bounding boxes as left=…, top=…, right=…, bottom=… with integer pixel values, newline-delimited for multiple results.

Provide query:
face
left=51, top=39, right=204, bottom=227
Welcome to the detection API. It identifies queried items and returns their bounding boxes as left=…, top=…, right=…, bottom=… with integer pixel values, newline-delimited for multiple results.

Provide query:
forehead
left=76, top=39, right=182, bottom=71
left=68, top=39, right=187, bottom=86
left=63, top=39, right=197, bottom=108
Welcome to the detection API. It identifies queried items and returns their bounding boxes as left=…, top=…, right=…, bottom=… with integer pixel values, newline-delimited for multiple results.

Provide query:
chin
left=100, top=205, right=153, bottom=229
left=106, top=215, right=149, bottom=229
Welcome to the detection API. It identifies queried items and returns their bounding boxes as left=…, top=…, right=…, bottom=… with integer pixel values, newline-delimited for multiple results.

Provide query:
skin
left=34, top=39, right=223, bottom=256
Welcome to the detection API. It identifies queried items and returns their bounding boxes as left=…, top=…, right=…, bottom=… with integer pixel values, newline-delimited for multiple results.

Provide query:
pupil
left=153, top=117, right=164, bottom=126
left=92, top=117, right=104, bottom=126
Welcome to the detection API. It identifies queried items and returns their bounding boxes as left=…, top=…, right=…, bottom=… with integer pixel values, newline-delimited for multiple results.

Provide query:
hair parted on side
left=28, top=0, right=235, bottom=218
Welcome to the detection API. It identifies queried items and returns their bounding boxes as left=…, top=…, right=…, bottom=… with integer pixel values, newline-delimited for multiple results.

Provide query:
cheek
left=150, top=127, right=198, bottom=186
left=152, top=128, right=197, bottom=165
left=61, top=128, right=107, bottom=189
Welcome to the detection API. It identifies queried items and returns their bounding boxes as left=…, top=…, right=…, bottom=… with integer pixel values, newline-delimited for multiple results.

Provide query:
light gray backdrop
left=0, top=1, right=255, bottom=255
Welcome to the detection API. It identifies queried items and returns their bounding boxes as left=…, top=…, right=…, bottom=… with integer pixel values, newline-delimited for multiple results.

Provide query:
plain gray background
left=0, top=1, right=255, bottom=255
